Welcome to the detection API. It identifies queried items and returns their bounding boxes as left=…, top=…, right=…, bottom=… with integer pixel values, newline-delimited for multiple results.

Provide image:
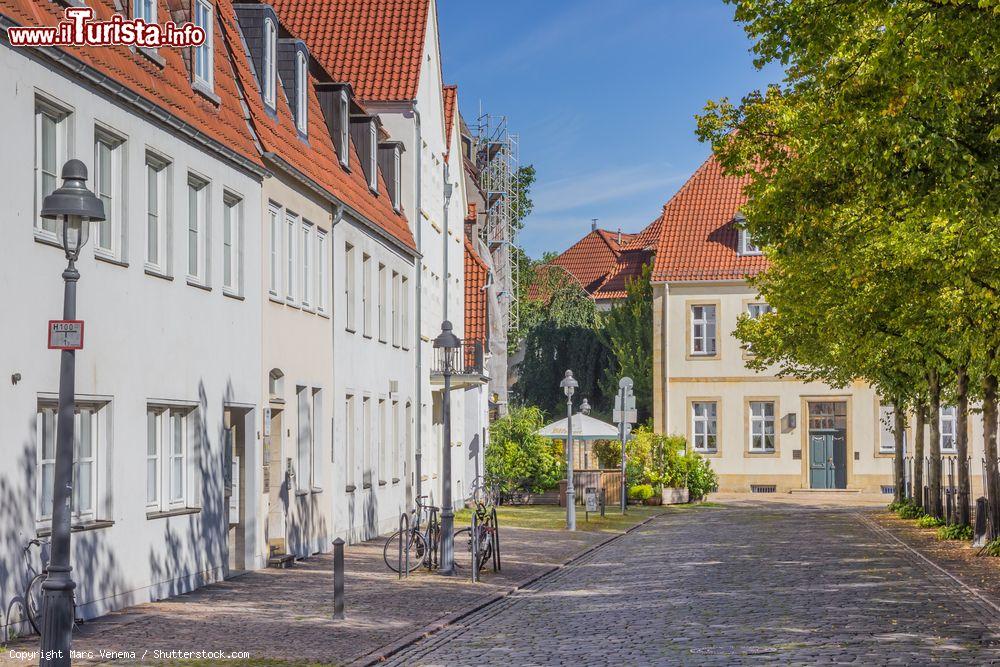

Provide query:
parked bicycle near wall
left=454, top=494, right=501, bottom=574
left=382, top=495, right=441, bottom=573
left=21, top=537, right=78, bottom=635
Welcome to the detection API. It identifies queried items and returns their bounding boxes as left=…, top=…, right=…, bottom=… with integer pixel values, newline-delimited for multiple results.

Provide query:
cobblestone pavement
left=386, top=504, right=1000, bottom=666
left=0, top=526, right=603, bottom=666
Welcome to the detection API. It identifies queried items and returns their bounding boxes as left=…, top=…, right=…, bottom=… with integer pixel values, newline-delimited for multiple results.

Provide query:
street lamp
left=560, top=370, right=578, bottom=531
left=433, top=320, right=461, bottom=576
left=38, top=159, right=104, bottom=666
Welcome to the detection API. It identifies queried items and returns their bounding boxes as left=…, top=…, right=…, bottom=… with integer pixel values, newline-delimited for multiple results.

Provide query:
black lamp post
left=38, top=159, right=104, bottom=667
left=560, top=370, right=578, bottom=531
left=433, top=321, right=461, bottom=575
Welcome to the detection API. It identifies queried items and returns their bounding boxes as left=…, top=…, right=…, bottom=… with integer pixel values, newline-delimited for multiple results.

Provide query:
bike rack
left=492, top=507, right=501, bottom=573
left=398, top=512, right=410, bottom=579
left=471, top=511, right=480, bottom=583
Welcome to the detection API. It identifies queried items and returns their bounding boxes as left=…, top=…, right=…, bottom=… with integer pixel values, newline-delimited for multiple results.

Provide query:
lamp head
left=560, top=369, right=578, bottom=398
left=580, top=398, right=591, bottom=415
left=433, top=320, right=461, bottom=349
left=41, top=159, right=105, bottom=260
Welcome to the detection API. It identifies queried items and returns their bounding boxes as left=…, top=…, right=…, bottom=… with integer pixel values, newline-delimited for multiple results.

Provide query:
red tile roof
left=464, top=237, right=489, bottom=344
left=534, top=228, right=635, bottom=299
left=647, top=155, right=765, bottom=282
left=268, top=0, right=429, bottom=102
left=0, top=0, right=262, bottom=169
left=218, top=0, right=415, bottom=250
left=442, top=84, right=457, bottom=156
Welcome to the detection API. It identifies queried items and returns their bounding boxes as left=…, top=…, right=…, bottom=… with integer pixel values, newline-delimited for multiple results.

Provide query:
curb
left=347, top=511, right=668, bottom=667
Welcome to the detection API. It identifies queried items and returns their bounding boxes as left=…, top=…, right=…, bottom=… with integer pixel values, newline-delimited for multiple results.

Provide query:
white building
left=0, top=0, right=265, bottom=636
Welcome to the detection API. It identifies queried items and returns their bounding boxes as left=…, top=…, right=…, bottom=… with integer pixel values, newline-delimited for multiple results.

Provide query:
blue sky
left=438, top=0, right=784, bottom=259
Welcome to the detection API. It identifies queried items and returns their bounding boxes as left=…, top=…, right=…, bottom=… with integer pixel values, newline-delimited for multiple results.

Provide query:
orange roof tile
left=268, top=0, right=429, bottom=102
left=0, top=0, right=262, bottom=170
left=218, top=0, right=415, bottom=251
left=540, top=228, right=633, bottom=296
left=464, top=237, right=488, bottom=344
left=648, top=155, right=766, bottom=282
left=442, top=84, right=457, bottom=155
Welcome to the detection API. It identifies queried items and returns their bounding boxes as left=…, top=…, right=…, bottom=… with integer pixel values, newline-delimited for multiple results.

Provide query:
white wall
left=0, top=46, right=263, bottom=636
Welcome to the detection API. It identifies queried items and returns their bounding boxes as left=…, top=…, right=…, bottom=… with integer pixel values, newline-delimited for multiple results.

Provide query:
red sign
left=48, top=320, right=84, bottom=350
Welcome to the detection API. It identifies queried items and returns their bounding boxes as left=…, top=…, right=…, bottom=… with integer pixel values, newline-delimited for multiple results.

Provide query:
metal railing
left=431, top=340, right=485, bottom=376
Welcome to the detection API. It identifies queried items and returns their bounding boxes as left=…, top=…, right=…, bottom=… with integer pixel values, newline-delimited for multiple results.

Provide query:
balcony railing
left=432, top=339, right=485, bottom=376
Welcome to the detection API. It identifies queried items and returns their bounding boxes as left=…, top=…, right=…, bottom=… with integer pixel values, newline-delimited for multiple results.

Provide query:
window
left=186, top=174, right=209, bottom=283
left=368, top=121, right=378, bottom=191
left=262, top=18, right=276, bottom=107
left=37, top=403, right=105, bottom=523
left=401, top=276, right=410, bottom=349
left=378, top=263, right=387, bottom=342
left=345, top=243, right=356, bottom=330
left=880, top=404, right=906, bottom=454
left=317, top=230, right=329, bottom=314
left=134, top=0, right=156, bottom=22
left=747, top=302, right=773, bottom=320
left=391, top=271, right=400, bottom=346
left=345, top=394, right=355, bottom=488
left=749, top=401, right=776, bottom=452
left=35, top=99, right=70, bottom=238
left=93, top=130, right=126, bottom=260
left=739, top=229, right=762, bottom=256
left=193, top=0, right=214, bottom=88
left=285, top=211, right=298, bottom=302
left=301, top=221, right=313, bottom=308
left=362, top=254, right=372, bottom=336
left=690, top=305, right=717, bottom=356
left=338, top=92, right=350, bottom=168
left=392, top=400, right=400, bottom=481
left=362, top=396, right=372, bottom=487
left=940, top=406, right=957, bottom=453
left=223, top=193, right=242, bottom=294
left=392, top=146, right=401, bottom=212
left=295, top=50, right=308, bottom=134
left=145, top=153, right=169, bottom=272
left=268, top=204, right=281, bottom=296
left=146, top=406, right=191, bottom=512
left=691, top=402, right=717, bottom=452
left=378, top=399, right=387, bottom=483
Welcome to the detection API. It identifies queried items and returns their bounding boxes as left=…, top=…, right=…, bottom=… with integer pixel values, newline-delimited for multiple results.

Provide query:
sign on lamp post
left=615, top=377, right=636, bottom=513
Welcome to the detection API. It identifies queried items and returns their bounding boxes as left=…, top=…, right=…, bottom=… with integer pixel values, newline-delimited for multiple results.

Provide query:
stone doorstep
left=267, top=553, right=295, bottom=568
left=344, top=511, right=668, bottom=667
left=788, top=488, right=863, bottom=493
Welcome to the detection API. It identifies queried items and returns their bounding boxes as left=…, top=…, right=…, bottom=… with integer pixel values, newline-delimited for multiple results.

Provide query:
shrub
left=916, top=515, right=943, bottom=529
left=897, top=502, right=925, bottom=520
left=628, top=484, right=654, bottom=501
left=982, top=538, right=1000, bottom=557
left=686, top=455, right=719, bottom=501
left=936, top=524, right=973, bottom=541
left=485, top=406, right=564, bottom=496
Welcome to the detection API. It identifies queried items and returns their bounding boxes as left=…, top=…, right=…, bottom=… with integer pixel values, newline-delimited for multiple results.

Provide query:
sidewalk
left=1, top=524, right=608, bottom=666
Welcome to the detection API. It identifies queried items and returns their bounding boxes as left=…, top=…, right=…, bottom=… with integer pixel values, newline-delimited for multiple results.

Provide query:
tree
left=485, top=405, right=564, bottom=496
left=599, top=264, right=654, bottom=424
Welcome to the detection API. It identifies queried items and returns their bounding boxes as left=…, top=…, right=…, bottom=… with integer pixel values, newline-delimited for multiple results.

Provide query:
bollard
left=333, top=538, right=345, bottom=620
left=398, top=512, right=411, bottom=580
left=975, top=497, right=989, bottom=547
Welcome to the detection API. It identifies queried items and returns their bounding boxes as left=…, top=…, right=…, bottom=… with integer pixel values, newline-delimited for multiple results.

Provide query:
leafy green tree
left=485, top=406, right=563, bottom=495
left=599, top=264, right=653, bottom=424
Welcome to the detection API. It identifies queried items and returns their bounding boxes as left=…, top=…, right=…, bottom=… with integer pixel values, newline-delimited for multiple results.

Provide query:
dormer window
left=134, top=0, right=156, bottom=22
left=262, top=18, right=277, bottom=108
left=735, top=213, right=762, bottom=256
left=392, top=146, right=401, bottom=212
left=295, top=51, right=308, bottom=134
left=193, top=0, right=214, bottom=89
left=339, top=93, right=350, bottom=168
left=369, top=121, right=378, bottom=192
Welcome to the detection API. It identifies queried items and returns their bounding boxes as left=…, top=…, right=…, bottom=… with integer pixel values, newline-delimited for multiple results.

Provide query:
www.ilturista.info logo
left=8, top=7, right=206, bottom=48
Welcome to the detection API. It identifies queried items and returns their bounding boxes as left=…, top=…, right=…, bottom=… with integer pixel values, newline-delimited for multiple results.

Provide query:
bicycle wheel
left=26, top=572, right=45, bottom=635
left=382, top=530, right=427, bottom=573
left=453, top=528, right=474, bottom=570
left=478, top=531, right=494, bottom=572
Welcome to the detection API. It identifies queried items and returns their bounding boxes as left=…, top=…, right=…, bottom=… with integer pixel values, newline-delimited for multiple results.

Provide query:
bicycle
left=454, top=496, right=501, bottom=574
left=383, top=495, right=440, bottom=573
left=22, top=538, right=78, bottom=635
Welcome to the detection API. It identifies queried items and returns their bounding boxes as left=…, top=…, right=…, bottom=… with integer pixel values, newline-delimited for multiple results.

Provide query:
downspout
left=413, top=104, right=423, bottom=504
left=443, top=163, right=450, bottom=320
left=329, top=202, right=345, bottom=518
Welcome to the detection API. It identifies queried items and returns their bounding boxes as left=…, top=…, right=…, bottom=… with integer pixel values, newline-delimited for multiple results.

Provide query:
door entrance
left=265, top=407, right=286, bottom=556
left=224, top=408, right=248, bottom=575
left=808, top=402, right=847, bottom=489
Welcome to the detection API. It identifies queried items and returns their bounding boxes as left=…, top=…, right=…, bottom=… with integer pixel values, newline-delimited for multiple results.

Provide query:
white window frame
left=690, top=304, right=717, bottom=356
left=338, top=92, right=350, bottom=168
left=36, top=402, right=106, bottom=525
left=193, top=0, right=214, bottom=89
left=134, top=0, right=156, bottom=22
left=317, top=230, right=329, bottom=315
left=35, top=98, right=71, bottom=240
left=296, top=386, right=313, bottom=491
left=144, top=152, right=170, bottom=274
left=691, top=402, right=717, bottom=453
left=940, top=406, right=957, bottom=453
left=345, top=243, right=356, bottom=330
left=146, top=408, right=162, bottom=509
left=186, top=174, right=209, bottom=284
left=377, top=263, right=387, bottom=342
left=392, top=400, right=400, bottom=481
left=295, top=50, right=308, bottom=134
left=285, top=211, right=298, bottom=304
left=368, top=121, right=378, bottom=192
left=146, top=406, right=192, bottom=513
left=391, top=271, right=400, bottom=346
left=879, top=404, right=907, bottom=454
left=378, top=398, right=387, bottom=483
left=392, top=146, right=401, bottom=212
left=262, top=18, right=277, bottom=107
left=749, top=401, right=776, bottom=452
left=747, top=302, right=773, bottom=319
left=345, top=394, right=355, bottom=488
left=362, top=253, right=372, bottom=337
left=93, top=128, right=126, bottom=261
left=362, top=396, right=372, bottom=487
left=301, top=220, right=313, bottom=309
left=739, top=229, right=762, bottom=256
left=401, top=276, right=410, bottom=350
left=268, top=203, right=282, bottom=297
left=222, top=192, right=242, bottom=295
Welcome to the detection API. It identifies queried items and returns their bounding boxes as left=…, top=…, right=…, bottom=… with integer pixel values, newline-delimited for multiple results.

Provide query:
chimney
left=591, top=218, right=598, bottom=232
left=617, top=227, right=622, bottom=245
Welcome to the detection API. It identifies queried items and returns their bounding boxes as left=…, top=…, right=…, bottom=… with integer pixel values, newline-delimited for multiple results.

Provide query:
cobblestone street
left=388, top=503, right=1000, bottom=666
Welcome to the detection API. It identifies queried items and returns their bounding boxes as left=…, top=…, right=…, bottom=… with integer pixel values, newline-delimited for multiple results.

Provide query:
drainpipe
left=443, top=163, right=451, bottom=320
left=330, top=201, right=345, bottom=530
left=413, top=104, right=423, bottom=504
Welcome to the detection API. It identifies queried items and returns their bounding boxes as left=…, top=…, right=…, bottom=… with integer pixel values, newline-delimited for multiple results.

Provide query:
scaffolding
left=474, top=110, right=520, bottom=333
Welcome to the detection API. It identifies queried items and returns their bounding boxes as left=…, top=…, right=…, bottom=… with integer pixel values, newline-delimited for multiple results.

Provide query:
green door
left=809, top=432, right=835, bottom=489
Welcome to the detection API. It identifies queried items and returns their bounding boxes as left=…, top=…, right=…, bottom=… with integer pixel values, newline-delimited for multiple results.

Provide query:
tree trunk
left=984, top=373, right=1000, bottom=539
left=929, top=371, right=943, bottom=520
left=893, top=401, right=906, bottom=504
left=914, top=403, right=926, bottom=510
left=956, top=367, right=971, bottom=527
